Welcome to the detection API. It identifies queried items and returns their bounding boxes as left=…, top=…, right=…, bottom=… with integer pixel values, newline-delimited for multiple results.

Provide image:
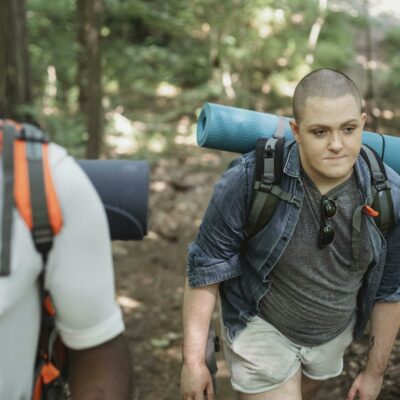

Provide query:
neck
left=300, top=165, right=354, bottom=195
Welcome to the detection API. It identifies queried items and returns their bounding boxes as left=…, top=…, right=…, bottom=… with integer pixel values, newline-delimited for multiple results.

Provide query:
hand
left=181, top=362, right=214, bottom=400
left=347, top=371, right=384, bottom=400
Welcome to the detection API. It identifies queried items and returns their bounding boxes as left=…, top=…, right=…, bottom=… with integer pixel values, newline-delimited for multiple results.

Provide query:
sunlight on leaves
left=156, top=82, right=182, bottom=98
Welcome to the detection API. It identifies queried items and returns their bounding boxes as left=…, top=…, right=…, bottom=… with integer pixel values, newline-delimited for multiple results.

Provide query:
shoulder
left=48, top=142, right=69, bottom=166
left=385, top=163, right=400, bottom=191
left=221, top=151, right=256, bottom=188
left=384, top=163, right=400, bottom=221
left=47, top=143, right=93, bottom=192
left=47, top=144, right=103, bottom=222
left=228, top=150, right=256, bottom=171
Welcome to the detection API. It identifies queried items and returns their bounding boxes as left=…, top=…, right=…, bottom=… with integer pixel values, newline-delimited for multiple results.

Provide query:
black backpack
left=246, top=137, right=395, bottom=240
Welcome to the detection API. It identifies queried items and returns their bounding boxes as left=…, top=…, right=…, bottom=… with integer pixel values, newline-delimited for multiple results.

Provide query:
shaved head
left=293, top=68, right=362, bottom=122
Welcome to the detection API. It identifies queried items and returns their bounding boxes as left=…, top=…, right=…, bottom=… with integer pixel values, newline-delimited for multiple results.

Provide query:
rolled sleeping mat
left=77, top=160, right=149, bottom=241
left=197, top=102, right=400, bottom=175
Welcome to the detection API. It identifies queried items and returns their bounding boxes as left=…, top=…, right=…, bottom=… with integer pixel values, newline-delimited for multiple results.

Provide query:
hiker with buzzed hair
left=181, top=69, right=400, bottom=400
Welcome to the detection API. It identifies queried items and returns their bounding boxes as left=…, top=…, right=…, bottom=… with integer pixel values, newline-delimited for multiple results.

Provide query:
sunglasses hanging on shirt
left=319, top=196, right=338, bottom=247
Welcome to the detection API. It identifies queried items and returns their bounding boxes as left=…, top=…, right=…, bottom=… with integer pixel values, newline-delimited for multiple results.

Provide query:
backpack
left=246, top=136, right=395, bottom=240
left=0, top=120, right=69, bottom=399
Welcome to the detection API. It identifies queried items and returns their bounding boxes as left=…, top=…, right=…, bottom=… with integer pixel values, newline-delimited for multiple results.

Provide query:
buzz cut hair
left=293, top=68, right=362, bottom=122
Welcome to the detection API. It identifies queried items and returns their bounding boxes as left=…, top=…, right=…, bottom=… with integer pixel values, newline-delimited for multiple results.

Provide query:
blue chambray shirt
left=187, top=141, right=400, bottom=342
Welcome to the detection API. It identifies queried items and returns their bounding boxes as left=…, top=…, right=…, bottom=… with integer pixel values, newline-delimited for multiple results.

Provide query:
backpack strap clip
left=261, top=141, right=277, bottom=186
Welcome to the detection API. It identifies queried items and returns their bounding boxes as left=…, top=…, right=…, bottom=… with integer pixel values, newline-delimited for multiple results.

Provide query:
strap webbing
left=27, top=140, right=53, bottom=260
left=0, top=125, right=17, bottom=276
left=360, top=144, right=395, bottom=235
left=361, top=145, right=386, bottom=185
left=247, top=191, right=279, bottom=238
left=22, top=124, right=53, bottom=261
left=273, top=116, right=286, bottom=139
left=247, top=185, right=300, bottom=239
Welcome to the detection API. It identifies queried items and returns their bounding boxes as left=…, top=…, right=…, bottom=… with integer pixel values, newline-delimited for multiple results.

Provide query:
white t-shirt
left=0, top=143, right=125, bottom=399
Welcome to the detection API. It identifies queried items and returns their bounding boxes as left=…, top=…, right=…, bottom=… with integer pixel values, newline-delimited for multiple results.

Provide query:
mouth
left=325, top=155, right=346, bottom=160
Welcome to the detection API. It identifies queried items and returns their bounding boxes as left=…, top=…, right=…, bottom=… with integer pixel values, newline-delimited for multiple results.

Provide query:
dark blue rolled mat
left=77, top=160, right=149, bottom=241
left=197, top=103, right=400, bottom=174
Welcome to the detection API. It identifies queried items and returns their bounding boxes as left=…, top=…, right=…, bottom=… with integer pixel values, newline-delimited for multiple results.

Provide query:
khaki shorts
left=222, top=316, right=354, bottom=394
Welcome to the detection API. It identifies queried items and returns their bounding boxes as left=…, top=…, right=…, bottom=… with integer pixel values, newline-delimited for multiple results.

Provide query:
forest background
left=1, top=1, right=400, bottom=399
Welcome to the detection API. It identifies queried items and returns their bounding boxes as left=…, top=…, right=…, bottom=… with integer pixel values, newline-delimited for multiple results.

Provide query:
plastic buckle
left=32, top=227, right=53, bottom=253
left=263, top=144, right=275, bottom=158
left=259, top=182, right=274, bottom=193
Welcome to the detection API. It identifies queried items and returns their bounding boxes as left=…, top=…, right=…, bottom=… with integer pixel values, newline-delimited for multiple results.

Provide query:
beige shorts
left=222, top=316, right=354, bottom=394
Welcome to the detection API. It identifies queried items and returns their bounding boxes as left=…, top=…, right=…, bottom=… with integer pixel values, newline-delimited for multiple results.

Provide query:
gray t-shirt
left=259, top=171, right=373, bottom=346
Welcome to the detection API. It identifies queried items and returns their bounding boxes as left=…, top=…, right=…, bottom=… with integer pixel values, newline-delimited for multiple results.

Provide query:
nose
left=327, top=132, right=343, bottom=152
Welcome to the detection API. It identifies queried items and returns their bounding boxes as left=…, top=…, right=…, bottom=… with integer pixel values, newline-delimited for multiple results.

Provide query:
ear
left=360, top=113, right=367, bottom=129
left=290, top=119, right=301, bottom=143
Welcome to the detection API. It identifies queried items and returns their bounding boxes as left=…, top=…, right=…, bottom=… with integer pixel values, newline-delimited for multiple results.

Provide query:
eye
left=312, top=129, right=326, bottom=136
left=343, top=126, right=356, bottom=134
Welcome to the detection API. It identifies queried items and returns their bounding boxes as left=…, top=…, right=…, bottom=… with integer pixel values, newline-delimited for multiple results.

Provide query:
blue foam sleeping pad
left=197, top=103, right=400, bottom=174
left=77, top=160, right=149, bottom=241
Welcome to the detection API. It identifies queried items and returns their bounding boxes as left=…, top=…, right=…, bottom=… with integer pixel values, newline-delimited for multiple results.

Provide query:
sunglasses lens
left=319, top=225, right=335, bottom=246
left=322, top=198, right=337, bottom=218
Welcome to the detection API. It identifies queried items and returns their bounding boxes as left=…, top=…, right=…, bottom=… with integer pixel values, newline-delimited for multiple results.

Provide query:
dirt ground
left=112, top=144, right=400, bottom=400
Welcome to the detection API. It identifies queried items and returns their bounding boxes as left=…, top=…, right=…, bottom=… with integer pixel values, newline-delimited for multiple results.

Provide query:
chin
left=323, top=169, right=353, bottom=181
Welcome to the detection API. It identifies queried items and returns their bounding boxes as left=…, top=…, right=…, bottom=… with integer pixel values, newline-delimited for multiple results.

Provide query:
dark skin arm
left=68, top=334, right=132, bottom=400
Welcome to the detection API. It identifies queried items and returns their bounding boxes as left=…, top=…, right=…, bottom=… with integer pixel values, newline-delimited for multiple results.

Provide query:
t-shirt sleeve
left=45, top=148, right=124, bottom=350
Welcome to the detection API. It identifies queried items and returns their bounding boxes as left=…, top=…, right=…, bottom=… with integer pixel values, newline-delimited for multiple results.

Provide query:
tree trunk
left=0, top=0, right=32, bottom=119
left=363, top=0, right=378, bottom=131
left=77, top=0, right=104, bottom=159
left=305, top=0, right=327, bottom=65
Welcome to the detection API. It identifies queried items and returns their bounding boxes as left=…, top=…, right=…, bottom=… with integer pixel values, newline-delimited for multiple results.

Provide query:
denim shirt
left=187, top=141, right=400, bottom=342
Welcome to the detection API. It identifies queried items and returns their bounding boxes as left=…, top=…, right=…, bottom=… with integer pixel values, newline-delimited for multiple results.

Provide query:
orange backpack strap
left=33, top=357, right=63, bottom=400
left=0, top=121, right=63, bottom=276
left=15, top=123, right=63, bottom=262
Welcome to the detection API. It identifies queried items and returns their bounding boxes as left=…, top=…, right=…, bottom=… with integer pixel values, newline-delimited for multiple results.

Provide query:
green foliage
left=313, top=11, right=356, bottom=71
left=25, top=0, right=399, bottom=154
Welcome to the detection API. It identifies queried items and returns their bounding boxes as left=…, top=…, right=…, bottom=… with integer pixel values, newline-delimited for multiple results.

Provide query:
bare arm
left=181, top=279, right=219, bottom=400
left=347, top=301, right=400, bottom=400
left=68, top=334, right=132, bottom=400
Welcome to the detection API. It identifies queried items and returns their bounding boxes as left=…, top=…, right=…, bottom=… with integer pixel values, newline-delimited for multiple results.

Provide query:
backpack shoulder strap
left=14, top=123, right=63, bottom=262
left=245, top=137, right=300, bottom=240
left=0, top=121, right=20, bottom=276
left=360, top=144, right=395, bottom=235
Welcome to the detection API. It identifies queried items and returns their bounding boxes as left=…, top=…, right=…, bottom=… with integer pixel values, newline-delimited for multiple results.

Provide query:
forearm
left=68, top=334, right=132, bottom=400
left=365, top=301, right=400, bottom=377
left=182, top=279, right=219, bottom=366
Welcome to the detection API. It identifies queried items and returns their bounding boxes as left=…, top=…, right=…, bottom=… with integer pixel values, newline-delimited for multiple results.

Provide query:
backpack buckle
left=257, top=181, right=274, bottom=193
left=263, top=144, right=275, bottom=158
left=32, top=226, right=53, bottom=254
